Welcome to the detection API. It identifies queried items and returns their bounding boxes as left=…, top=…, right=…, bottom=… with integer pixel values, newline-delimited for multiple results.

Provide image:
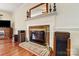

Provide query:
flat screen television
left=0, top=20, right=11, bottom=27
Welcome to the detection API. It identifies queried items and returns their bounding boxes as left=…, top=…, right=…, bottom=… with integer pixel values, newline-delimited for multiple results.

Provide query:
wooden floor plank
left=0, top=39, right=35, bottom=56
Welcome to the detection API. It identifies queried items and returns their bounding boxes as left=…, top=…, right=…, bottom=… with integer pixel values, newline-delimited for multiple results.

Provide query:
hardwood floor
left=0, top=39, right=35, bottom=56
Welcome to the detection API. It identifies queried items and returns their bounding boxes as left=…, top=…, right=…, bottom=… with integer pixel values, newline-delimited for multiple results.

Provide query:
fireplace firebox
left=29, top=25, right=50, bottom=46
left=30, top=31, right=45, bottom=45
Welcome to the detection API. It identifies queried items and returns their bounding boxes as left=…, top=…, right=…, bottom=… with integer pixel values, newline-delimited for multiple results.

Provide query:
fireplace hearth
left=29, top=25, right=50, bottom=46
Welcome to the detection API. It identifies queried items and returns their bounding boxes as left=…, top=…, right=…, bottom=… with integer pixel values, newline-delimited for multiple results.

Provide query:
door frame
left=53, top=32, right=71, bottom=56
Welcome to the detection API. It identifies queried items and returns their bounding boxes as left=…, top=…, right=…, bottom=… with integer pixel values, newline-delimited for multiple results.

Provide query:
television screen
left=0, top=20, right=10, bottom=27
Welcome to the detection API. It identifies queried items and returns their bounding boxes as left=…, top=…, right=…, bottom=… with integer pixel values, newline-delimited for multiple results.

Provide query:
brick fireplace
left=29, top=25, right=50, bottom=46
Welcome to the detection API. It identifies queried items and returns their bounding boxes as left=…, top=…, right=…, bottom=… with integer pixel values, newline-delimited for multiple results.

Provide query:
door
left=54, top=32, right=70, bottom=56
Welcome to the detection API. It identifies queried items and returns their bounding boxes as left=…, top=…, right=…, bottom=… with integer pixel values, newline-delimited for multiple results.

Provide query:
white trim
left=54, top=27, right=79, bottom=31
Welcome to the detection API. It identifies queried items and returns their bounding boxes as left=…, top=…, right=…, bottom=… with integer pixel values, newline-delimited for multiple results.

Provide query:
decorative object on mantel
left=27, top=10, right=30, bottom=19
left=53, top=3, right=56, bottom=12
left=27, top=10, right=29, bottom=18
left=49, top=4, right=52, bottom=12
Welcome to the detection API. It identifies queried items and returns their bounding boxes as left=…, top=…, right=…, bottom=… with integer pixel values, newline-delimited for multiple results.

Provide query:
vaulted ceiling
left=0, top=3, right=23, bottom=13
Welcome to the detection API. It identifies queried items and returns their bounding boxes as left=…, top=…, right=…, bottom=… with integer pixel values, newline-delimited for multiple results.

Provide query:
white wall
left=13, top=4, right=35, bottom=34
left=13, top=3, right=79, bottom=56
left=56, top=3, right=79, bottom=27
left=0, top=11, right=12, bottom=20
left=0, top=10, right=12, bottom=27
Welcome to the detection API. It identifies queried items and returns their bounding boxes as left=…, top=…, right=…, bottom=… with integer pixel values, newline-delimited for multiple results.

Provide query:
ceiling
left=0, top=3, right=23, bottom=13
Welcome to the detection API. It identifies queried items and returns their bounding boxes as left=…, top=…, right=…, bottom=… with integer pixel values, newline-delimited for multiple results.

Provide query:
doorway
left=54, top=32, right=71, bottom=56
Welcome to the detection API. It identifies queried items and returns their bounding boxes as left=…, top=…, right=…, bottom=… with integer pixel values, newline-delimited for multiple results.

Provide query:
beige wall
left=13, top=3, right=79, bottom=55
